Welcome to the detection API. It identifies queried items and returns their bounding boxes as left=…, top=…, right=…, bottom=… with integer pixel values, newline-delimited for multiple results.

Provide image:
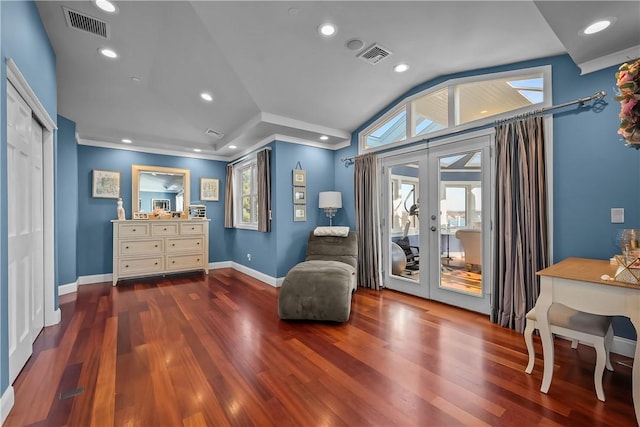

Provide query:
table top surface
left=537, top=257, right=640, bottom=290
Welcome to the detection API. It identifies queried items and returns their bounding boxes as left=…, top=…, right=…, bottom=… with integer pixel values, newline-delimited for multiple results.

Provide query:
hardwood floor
left=4, top=268, right=636, bottom=426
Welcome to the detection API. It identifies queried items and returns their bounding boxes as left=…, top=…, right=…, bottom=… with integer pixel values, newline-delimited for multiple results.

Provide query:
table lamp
left=319, top=191, right=342, bottom=226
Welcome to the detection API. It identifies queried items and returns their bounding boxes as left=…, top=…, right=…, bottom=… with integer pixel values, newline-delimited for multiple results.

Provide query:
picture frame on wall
left=293, top=205, right=307, bottom=222
left=200, top=177, right=220, bottom=201
left=293, top=186, right=306, bottom=204
left=292, top=169, right=306, bottom=186
left=92, top=169, right=121, bottom=199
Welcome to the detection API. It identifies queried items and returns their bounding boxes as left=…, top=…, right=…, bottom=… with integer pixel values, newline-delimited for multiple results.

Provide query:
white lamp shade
left=319, top=191, right=342, bottom=209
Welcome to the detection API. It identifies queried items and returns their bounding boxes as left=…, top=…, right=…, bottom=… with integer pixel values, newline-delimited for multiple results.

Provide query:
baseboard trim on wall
left=1, top=386, right=14, bottom=425
left=210, top=261, right=232, bottom=269
left=612, top=335, right=636, bottom=359
left=58, top=280, right=78, bottom=296
left=226, top=262, right=285, bottom=287
left=78, top=273, right=112, bottom=285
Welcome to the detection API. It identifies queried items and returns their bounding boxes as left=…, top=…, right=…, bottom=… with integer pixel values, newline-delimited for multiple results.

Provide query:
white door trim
left=6, top=59, right=59, bottom=327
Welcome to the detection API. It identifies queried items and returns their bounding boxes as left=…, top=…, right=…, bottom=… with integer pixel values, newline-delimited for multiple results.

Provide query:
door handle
left=430, top=226, right=437, bottom=231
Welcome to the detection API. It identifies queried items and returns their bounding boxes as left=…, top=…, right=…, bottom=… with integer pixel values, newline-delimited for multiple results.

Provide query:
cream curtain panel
left=224, top=164, right=234, bottom=228
left=354, top=153, right=382, bottom=290
left=491, top=116, right=549, bottom=332
left=257, top=149, right=271, bottom=233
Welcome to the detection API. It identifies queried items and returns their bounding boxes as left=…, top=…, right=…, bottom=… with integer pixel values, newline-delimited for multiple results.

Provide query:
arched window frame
left=359, top=65, right=552, bottom=153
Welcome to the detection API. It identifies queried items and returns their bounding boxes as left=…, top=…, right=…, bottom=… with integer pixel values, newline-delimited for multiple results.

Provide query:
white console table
left=535, top=258, right=640, bottom=425
left=112, top=219, right=209, bottom=286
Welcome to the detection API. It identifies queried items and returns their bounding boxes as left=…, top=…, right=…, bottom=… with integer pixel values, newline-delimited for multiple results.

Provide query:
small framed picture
left=92, top=169, right=120, bottom=199
left=293, top=205, right=307, bottom=222
left=133, top=212, right=149, bottom=220
left=293, top=186, right=306, bottom=204
left=200, top=177, right=220, bottom=201
left=293, top=169, right=306, bottom=186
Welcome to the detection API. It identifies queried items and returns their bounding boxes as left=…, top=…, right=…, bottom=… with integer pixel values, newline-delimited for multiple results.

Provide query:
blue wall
left=76, top=145, right=228, bottom=276
left=1, top=0, right=57, bottom=402
left=56, top=116, right=78, bottom=287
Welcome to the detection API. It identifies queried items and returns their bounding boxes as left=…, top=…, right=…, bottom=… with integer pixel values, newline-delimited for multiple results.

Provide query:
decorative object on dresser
left=116, top=197, right=125, bottom=220
left=92, top=169, right=121, bottom=198
left=112, top=219, right=209, bottom=285
left=189, top=204, right=206, bottom=219
left=200, top=177, right=220, bottom=201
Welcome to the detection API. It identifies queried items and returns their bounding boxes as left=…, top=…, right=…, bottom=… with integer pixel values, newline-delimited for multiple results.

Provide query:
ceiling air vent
left=205, top=128, right=224, bottom=138
left=357, top=44, right=392, bottom=65
left=63, top=7, right=110, bottom=39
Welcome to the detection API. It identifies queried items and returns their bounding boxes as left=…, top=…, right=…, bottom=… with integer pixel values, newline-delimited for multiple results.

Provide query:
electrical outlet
left=247, top=253, right=252, bottom=261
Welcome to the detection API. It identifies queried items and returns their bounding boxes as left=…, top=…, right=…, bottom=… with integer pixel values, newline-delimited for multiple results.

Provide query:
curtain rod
left=229, top=146, right=272, bottom=166
left=339, top=90, right=606, bottom=167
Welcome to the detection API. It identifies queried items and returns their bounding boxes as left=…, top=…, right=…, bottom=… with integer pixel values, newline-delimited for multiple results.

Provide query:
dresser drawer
left=180, top=222, right=205, bottom=235
left=166, top=254, right=205, bottom=271
left=118, top=222, right=150, bottom=237
left=118, top=257, right=163, bottom=275
left=151, top=223, right=179, bottom=236
left=166, top=237, right=204, bottom=253
left=119, top=239, right=163, bottom=256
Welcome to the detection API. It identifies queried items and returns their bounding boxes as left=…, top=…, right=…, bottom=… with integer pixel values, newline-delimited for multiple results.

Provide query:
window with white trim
left=360, top=66, right=550, bottom=152
left=234, top=158, right=258, bottom=229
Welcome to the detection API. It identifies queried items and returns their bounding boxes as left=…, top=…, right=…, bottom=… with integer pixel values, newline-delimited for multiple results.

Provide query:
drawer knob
left=197, top=242, right=200, bottom=245
left=132, top=229, right=136, bottom=232
left=172, top=243, right=176, bottom=246
left=164, top=227, right=167, bottom=231
left=191, top=227, right=195, bottom=230
left=125, top=246, right=129, bottom=249
left=125, top=265, right=129, bottom=268
left=155, top=244, right=158, bottom=247
left=172, top=261, right=175, bottom=264
left=155, top=262, right=158, bottom=265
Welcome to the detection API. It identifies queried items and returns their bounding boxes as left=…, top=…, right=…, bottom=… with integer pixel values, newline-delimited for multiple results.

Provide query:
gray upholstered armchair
left=278, top=230, right=358, bottom=322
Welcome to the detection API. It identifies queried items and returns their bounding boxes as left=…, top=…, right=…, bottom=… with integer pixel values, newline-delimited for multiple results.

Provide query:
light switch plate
left=611, top=208, right=625, bottom=223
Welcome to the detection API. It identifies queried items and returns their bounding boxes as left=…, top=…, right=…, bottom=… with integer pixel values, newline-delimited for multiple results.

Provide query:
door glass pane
left=439, top=151, right=482, bottom=295
left=389, top=163, right=420, bottom=282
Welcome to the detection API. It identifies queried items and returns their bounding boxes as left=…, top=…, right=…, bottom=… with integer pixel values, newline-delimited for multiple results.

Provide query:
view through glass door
left=382, top=133, right=492, bottom=314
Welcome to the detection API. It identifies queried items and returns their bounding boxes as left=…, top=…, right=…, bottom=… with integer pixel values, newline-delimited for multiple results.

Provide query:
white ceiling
left=35, top=1, right=640, bottom=160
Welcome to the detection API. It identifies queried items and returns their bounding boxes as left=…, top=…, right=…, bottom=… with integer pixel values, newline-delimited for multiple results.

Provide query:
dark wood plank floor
left=4, top=268, right=636, bottom=426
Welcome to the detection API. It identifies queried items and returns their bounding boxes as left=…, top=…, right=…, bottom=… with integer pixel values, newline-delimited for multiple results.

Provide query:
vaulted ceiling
left=35, top=1, right=640, bottom=160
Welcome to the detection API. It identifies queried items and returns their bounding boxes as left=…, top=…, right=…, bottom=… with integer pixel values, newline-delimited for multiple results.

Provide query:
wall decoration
left=200, top=177, right=220, bottom=201
left=92, top=169, right=121, bottom=199
left=293, top=186, right=306, bottom=204
left=293, top=169, right=306, bottom=186
left=294, top=204, right=307, bottom=222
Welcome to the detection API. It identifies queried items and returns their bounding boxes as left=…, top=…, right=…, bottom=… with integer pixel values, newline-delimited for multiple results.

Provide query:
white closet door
left=7, top=81, right=44, bottom=383
left=30, top=116, right=45, bottom=343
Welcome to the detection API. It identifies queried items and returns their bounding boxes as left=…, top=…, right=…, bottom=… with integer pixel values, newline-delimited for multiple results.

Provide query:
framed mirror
left=132, top=165, right=190, bottom=214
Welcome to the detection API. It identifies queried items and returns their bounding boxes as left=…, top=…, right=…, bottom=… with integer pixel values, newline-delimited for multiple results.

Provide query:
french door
left=382, top=133, right=492, bottom=314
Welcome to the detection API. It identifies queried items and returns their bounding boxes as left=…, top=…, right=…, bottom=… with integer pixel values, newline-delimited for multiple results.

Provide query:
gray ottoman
left=278, top=260, right=356, bottom=322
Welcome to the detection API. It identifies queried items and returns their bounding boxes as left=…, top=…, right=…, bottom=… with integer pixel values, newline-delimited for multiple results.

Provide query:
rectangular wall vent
left=63, top=7, right=110, bottom=39
left=205, top=128, right=224, bottom=138
left=357, top=44, right=392, bottom=65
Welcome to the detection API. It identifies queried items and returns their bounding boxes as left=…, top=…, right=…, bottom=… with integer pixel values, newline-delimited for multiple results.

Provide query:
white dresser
left=112, top=219, right=209, bottom=285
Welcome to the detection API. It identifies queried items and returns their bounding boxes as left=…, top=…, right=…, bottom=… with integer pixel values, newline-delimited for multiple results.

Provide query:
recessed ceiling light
left=229, top=145, right=237, bottom=149
left=131, top=76, right=142, bottom=82
left=99, top=48, right=118, bottom=59
left=583, top=20, right=611, bottom=35
left=480, top=110, right=488, bottom=114
left=193, top=148, right=202, bottom=153
left=393, top=63, right=410, bottom=73
left=318, top=23, right=337, bottom=37
left=94, top=0, right=117, bottom=13
left=320, top=135, right=329, bottom=141
left=200, top=92, right=213, bottom=102
left=121, top=138, right=132, bottom=143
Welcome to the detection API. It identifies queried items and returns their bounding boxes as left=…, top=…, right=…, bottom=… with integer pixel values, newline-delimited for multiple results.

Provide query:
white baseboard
left=78, top=273, right=112, bottom=285
left=228, top=262, right=284, bottom=287
left=58, top=280, right=78, bottom=296
left=612, top=335, right=637, bottom=358
left=1, top=386, right=14, bottom=425
left=210, top=261, right=232, bottom=269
